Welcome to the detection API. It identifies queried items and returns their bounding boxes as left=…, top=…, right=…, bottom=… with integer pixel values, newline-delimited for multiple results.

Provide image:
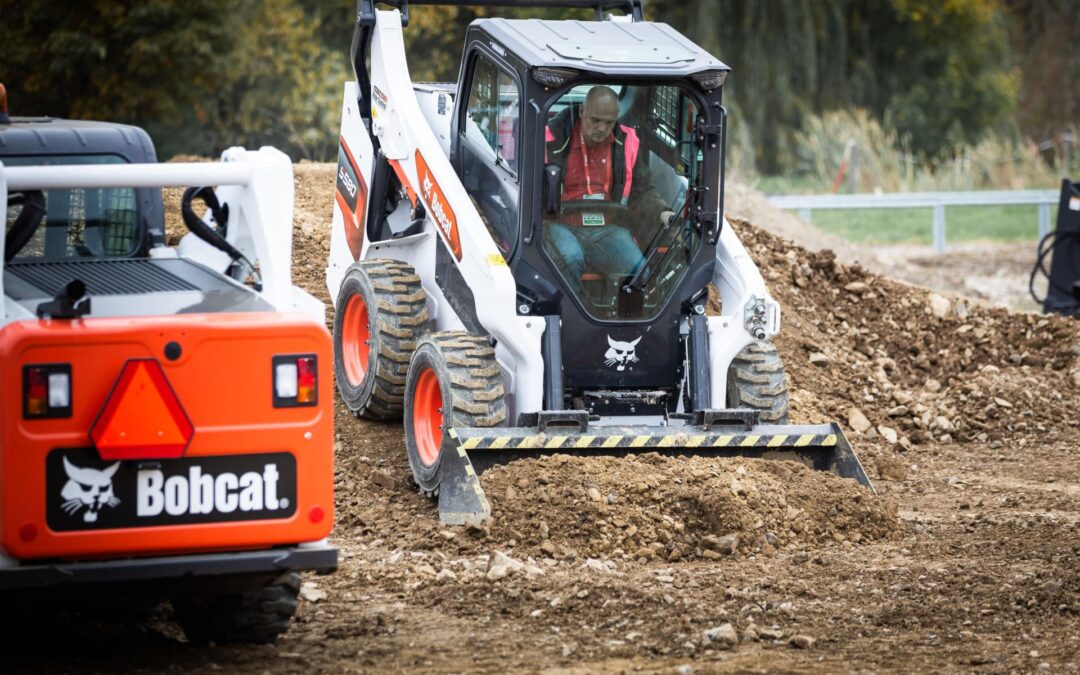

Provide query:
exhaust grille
left=7, top=259, right=199, bottom=296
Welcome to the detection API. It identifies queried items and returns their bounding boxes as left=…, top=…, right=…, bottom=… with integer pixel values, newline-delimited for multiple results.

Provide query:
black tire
left=334, top=259, right=429, bottom=420
left=404, top=331, right=507, bottom=496
left=726, top=341, right=790, bottom=423
left=172, top=572, right=300, bottom=645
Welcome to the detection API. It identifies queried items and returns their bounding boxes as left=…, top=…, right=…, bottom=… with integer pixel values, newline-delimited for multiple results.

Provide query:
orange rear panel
left=0, top=312, right=334, bottom=560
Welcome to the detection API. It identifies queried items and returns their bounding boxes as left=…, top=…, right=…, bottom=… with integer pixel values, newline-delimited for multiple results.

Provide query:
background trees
left=1, top=0, right=1074, bottom=177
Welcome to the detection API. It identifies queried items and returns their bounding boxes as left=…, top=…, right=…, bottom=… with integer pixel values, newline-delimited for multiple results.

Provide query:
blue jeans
left=546, top=223, right=644, bottom=293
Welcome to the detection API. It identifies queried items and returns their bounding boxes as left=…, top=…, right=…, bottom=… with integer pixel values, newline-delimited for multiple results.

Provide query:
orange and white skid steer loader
left=0, top=108, right=336, bottom=643
left=326, top=0, right=872, bottom=525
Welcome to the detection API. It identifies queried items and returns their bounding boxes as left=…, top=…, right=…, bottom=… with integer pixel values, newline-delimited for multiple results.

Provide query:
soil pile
left=724, top=218, right=1080, bottom=473
left=479, top=453, right=896, bottom=561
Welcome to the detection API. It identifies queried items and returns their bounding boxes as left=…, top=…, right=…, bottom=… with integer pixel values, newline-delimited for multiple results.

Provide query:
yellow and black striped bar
left=456, top=430, right=840, bottom=451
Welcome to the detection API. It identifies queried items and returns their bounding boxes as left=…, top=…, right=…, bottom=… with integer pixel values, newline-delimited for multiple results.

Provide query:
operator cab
left=0, top=85, right=163, bottom=262
left=538, top=82, right=706, bottom=322
left=451, top=16, right=728, bottom=413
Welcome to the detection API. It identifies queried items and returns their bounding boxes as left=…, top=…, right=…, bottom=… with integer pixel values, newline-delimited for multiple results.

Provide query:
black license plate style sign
left=46, top=449, right=297, bottom=531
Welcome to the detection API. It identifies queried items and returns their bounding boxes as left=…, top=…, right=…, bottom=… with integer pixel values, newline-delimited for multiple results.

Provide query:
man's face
left=581, top=96, right=619, bottom=147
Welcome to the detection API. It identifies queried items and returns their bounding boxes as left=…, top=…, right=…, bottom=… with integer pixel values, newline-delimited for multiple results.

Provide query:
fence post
left=1038, top=202, right=1051, bottom=240
left=799, top=208, right=812, bottom=224
left=932, top=203, right=946, bottom=253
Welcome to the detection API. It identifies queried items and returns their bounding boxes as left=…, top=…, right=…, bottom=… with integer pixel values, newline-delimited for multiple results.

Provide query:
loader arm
left=345, top=6, right=546, bottom=413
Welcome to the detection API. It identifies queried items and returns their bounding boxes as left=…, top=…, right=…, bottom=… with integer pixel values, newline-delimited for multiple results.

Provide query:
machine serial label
left=46, top=449, right=297, bottom=531
left=373, top=85, right=389, bottom=110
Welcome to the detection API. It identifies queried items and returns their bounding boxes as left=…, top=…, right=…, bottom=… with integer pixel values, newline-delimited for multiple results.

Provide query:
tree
left=0, top=0, right=345, bottom=160
left=0, top=0, right=229, bottom=133
left=652, top=0, right=1017, bottom=172
left=1006, top=0, right=1080, bottom=143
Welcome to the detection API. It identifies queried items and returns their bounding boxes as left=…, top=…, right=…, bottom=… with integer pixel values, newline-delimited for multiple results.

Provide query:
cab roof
left=474, top=18, right=729, bottom=77
left=0, top=117, right=157, bottom=164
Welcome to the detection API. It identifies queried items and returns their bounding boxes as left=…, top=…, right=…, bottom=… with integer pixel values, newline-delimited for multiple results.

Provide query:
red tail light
left=273, top=354, right=318, bottom=408
left=23, top=364, right=72, bottom=419
left=297, top=356, right=317, bottom=404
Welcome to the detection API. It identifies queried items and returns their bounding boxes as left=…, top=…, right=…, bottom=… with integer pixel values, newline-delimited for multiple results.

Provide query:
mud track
left=9, top=165, right=1077, bottom=673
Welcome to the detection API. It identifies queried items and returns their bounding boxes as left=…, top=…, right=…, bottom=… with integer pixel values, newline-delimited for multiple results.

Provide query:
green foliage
left=0, top=0, right=343, bottom=160
left=654, top=0, right=1018, bottom=172
left=192, top=0, right=346, bottom=160
left=1006, top=0, right=1080, bottom=143
left=0, top=1, right=228, bottom=130
left=0, top=0, right=1064, bottom=170
left=785, top=107, right=1078, bottom=193
left=883, top=0, right=1018, bottom=158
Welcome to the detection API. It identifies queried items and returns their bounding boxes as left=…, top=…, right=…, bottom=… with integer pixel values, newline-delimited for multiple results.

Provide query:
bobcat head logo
left=60, top=457, right=121, bottom=523
left=604, top=335, right=642, bottom=371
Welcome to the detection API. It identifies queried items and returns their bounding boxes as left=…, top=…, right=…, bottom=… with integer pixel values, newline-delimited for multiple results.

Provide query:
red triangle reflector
left=91, top=359, right=194, bottom=460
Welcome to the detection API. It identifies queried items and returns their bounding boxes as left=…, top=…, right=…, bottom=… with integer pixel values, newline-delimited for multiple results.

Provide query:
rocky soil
left=11, top=166, right=1077, bottom=673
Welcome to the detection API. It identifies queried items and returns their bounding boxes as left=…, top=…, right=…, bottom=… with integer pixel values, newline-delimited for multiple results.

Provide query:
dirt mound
left=479, top=454, right=896, bottom=561
left=726, top=219, right=1080, bottom=471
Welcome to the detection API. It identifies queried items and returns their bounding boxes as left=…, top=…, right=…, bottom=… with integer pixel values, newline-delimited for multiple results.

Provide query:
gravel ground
left=8, top=167, right=1075, bottom=674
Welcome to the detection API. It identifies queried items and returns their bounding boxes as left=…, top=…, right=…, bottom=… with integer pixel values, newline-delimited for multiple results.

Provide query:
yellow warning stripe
left=455, top=431, right=836, bottom=450
left=524, top=435, right=547, bottom=449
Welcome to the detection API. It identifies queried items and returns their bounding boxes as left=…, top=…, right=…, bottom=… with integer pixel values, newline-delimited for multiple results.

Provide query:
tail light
left=23, top=364, right=72, bottom=418
left=273, top=354, right=318, bottom=407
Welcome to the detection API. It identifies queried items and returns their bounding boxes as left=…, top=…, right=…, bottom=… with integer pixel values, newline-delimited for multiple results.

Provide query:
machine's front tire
left=172, top=572, right=300, bottom=645
left=404, top=331, right=507, bottom=496
left=726, top=341, right=790, bottom=423
left=334, top=259, right=428, bottom=420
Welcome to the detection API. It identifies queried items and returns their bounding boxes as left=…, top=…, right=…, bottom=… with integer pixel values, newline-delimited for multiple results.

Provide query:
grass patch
left=807, top=204, right=1050, bottom=245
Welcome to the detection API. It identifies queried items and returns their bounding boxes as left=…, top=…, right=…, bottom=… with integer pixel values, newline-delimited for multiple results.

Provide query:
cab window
left=3, top=154, right=139, bottom=259
left=459, top=52, right=520, bottom=256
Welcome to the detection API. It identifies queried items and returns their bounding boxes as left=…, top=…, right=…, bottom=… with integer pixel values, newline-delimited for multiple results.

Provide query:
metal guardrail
left=767, top=189, right=1060, bottom=252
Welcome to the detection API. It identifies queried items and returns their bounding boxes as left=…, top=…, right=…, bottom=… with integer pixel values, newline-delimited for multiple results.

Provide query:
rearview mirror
left=543, top=163, right=562, bottom=216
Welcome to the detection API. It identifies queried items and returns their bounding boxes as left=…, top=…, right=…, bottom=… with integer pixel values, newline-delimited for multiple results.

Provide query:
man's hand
left=661, top=210, right=675, bottom=225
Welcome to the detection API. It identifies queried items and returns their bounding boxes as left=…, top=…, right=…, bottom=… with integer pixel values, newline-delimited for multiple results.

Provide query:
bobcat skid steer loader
left=327, top=0, right=872, bottom=524
left=1, top=100, right=335, bottom=643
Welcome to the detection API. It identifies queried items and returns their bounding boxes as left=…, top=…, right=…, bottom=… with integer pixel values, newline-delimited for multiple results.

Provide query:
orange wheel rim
left=413, top=367, right=443, bottom=466
left=341, top=293, right=370, bottom=386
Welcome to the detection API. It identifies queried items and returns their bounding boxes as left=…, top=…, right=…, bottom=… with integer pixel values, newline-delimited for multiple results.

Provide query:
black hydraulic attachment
left=1030, top=178, right=1080, bottom=317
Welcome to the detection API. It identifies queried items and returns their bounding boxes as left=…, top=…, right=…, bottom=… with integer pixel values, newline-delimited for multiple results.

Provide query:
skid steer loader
left=1, top=94, right=336, bottom=642
left=327, top=0, right=872, bottom=524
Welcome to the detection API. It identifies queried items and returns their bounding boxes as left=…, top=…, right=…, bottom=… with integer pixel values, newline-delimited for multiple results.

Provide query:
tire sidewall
left=333, top=265, right=378, bottom=408
left=403, top=340, right=450, bottom=493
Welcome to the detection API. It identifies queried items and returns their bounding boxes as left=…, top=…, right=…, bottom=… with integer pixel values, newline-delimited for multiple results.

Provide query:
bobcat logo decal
left=604, top=335, right=642, bottom=371
left=60, top=457, right=121, bottom=523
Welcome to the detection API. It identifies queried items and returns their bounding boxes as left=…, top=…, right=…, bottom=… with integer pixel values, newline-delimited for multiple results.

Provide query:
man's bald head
left=580, top=86, right=620, bottom=147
